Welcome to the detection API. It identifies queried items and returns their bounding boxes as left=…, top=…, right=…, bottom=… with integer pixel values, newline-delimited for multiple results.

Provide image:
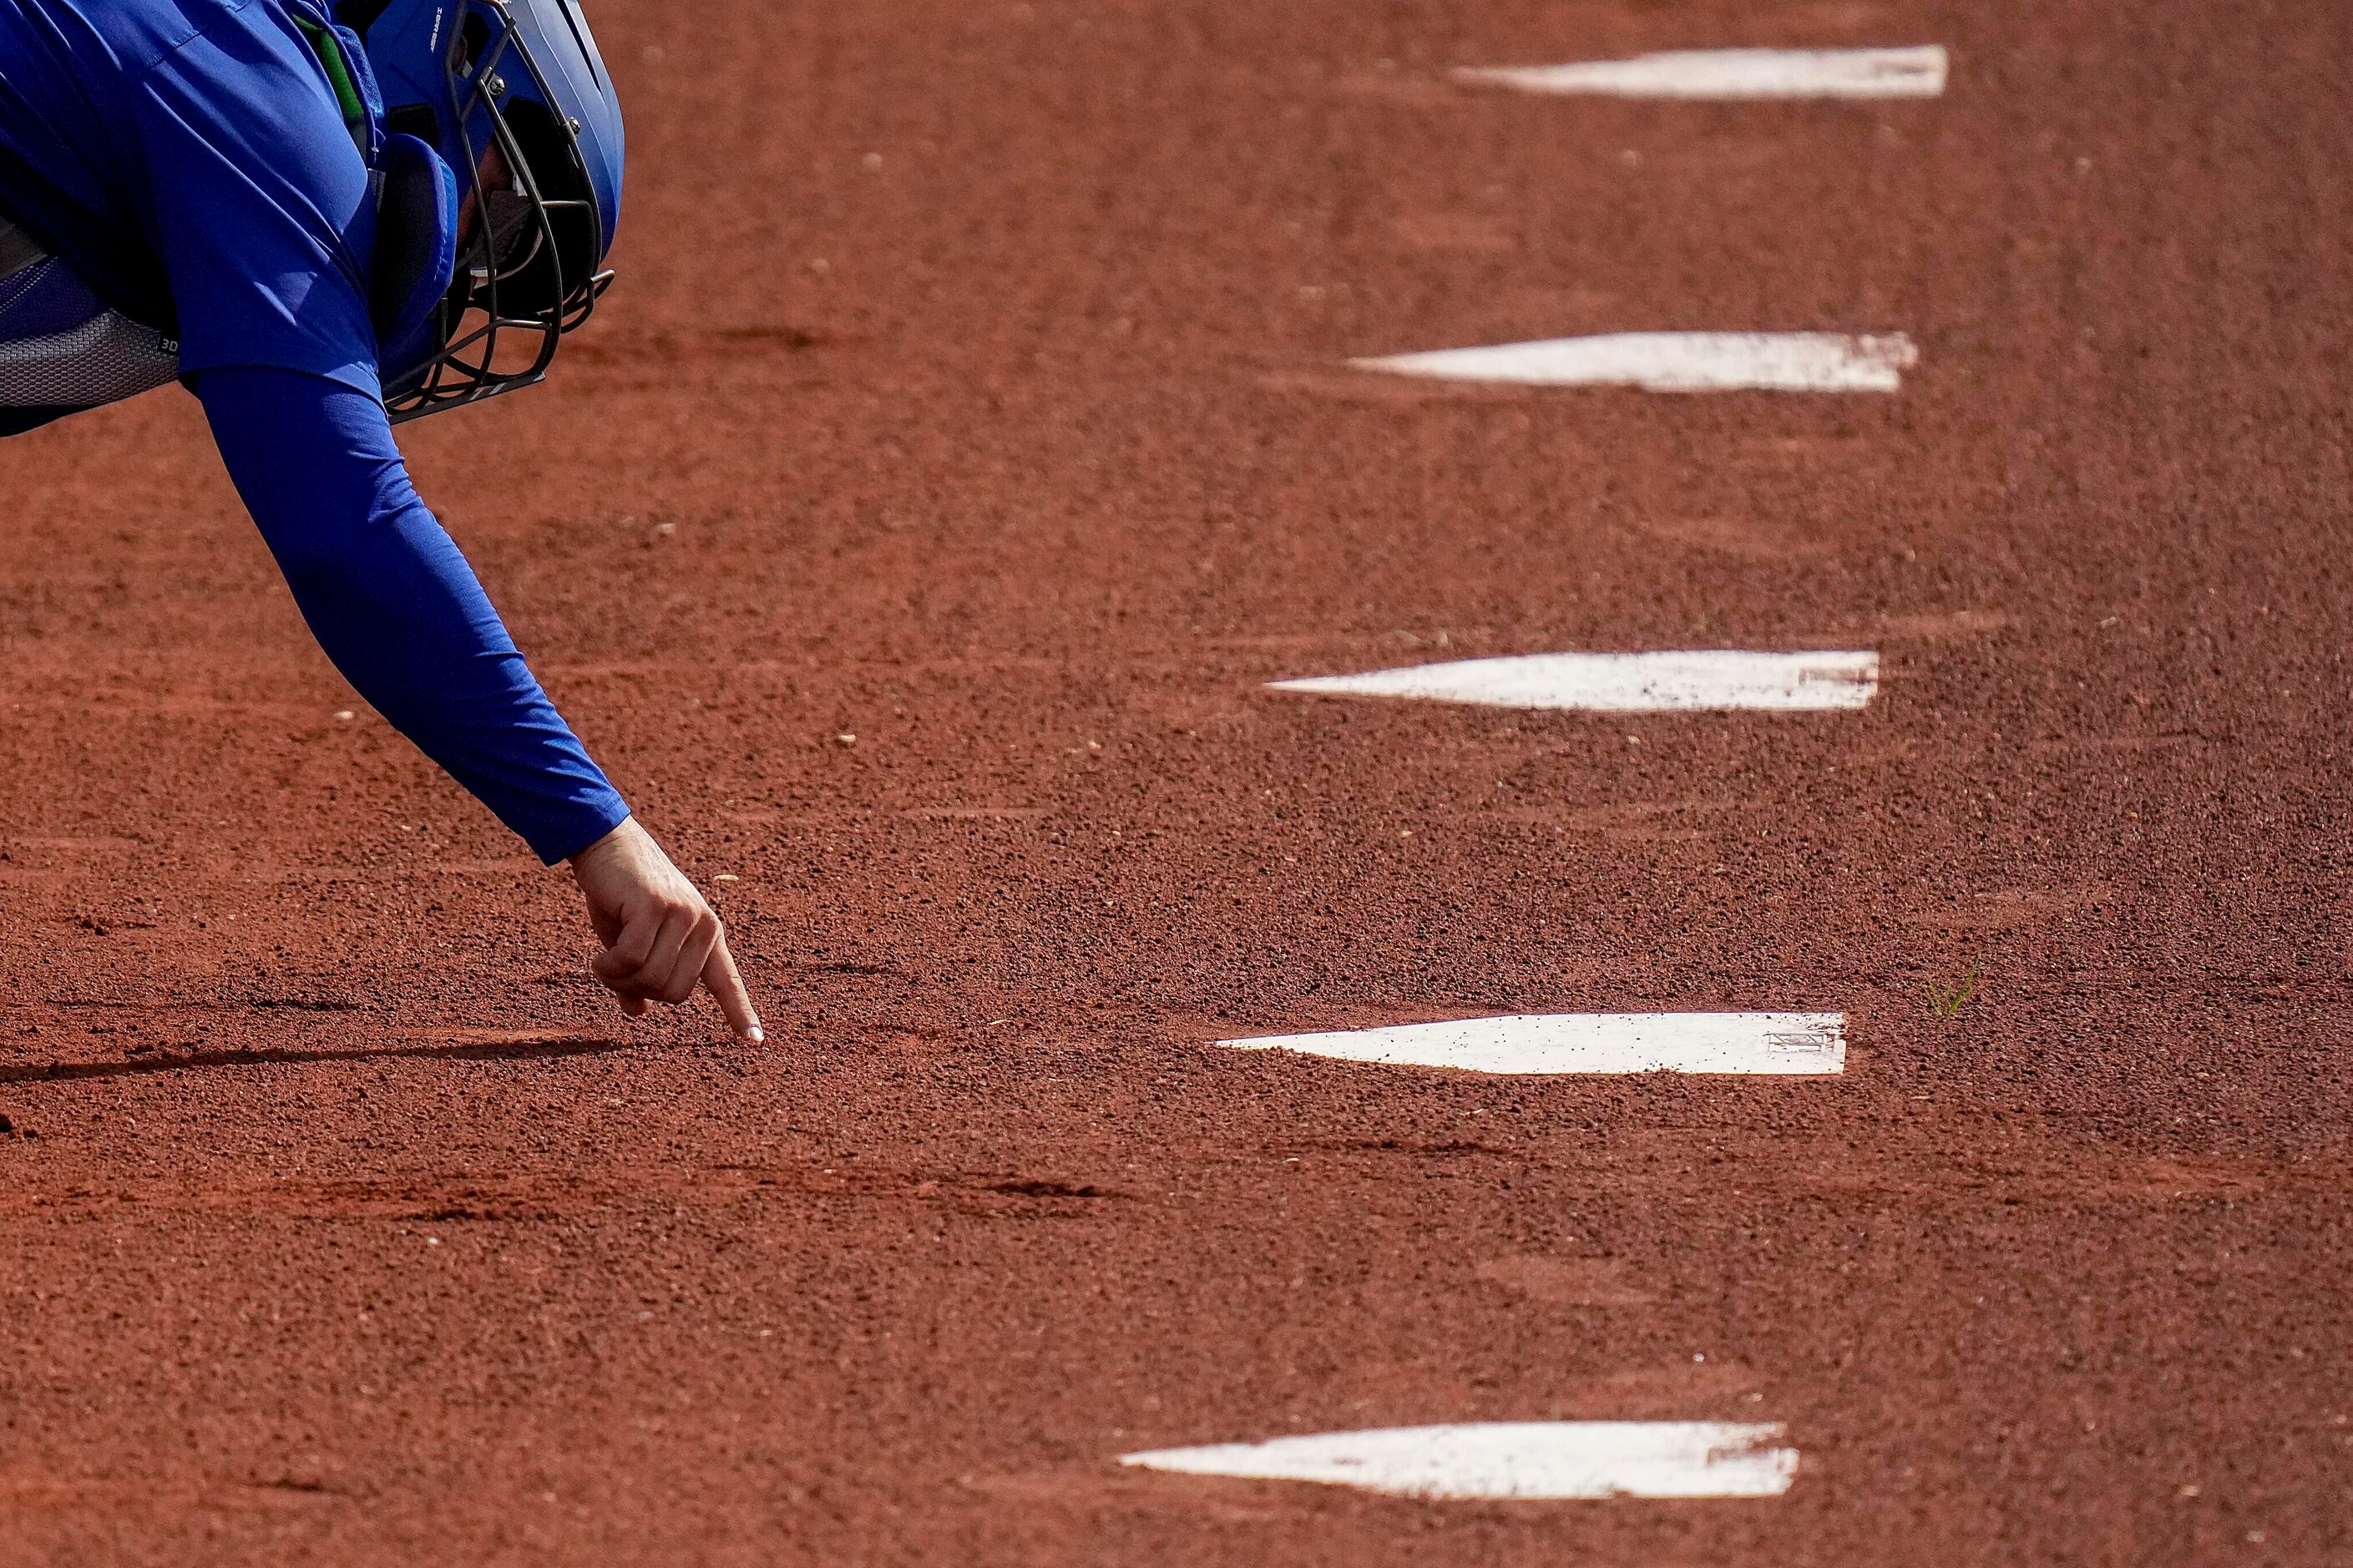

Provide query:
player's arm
left=194, top=363, right=761, bottom=1042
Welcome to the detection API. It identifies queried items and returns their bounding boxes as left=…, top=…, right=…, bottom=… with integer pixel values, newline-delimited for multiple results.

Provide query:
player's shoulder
left=8, top=0, right=268, bottom=77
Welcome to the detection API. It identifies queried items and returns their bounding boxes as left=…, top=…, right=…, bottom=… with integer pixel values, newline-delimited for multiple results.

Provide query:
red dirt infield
left=4, top=0, right=2351, bottom=1561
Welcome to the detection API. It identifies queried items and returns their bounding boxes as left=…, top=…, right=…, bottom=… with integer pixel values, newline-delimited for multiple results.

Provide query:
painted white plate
left=1353, top=332, right=1920, bottom=393
left=1122, top=1421, right=1799, bottom=1500
left=1218, top=1012, right=1846, bottom=1075
left=1456, top=46, right=1949, bottom=100
left=1270, top=650, right=1880, bottom=712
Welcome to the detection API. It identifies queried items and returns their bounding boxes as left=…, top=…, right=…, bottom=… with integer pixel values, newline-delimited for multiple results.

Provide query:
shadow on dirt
left=0, top=1034, right=635, bottom=1085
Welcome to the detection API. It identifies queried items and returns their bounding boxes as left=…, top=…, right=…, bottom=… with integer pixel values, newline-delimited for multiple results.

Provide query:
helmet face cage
left=384, top=0, right=611, bottom=422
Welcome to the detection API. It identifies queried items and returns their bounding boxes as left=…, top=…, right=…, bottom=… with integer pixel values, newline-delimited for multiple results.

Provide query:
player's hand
left=568, top=816, right=764, bottom=1043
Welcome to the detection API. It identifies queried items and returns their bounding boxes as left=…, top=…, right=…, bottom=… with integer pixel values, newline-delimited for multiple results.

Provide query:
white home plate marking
left=1121, top=1422, right=1799, bottom=1500
left=1455, top=46, right=1948, bottom=100
left=1354, top=332, right=1918, bottom=393
left=1219, top=1012, right=1844, bottom=1076
left=1270, top=650, right=1880, bottom=712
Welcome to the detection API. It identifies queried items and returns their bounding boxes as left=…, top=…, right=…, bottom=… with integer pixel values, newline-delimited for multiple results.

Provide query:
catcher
left=0, top=0, right=762, bottom=1040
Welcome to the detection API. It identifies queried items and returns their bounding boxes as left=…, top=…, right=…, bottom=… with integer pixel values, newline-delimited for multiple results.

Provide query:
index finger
left=701, top=933, right=764, bottom=1044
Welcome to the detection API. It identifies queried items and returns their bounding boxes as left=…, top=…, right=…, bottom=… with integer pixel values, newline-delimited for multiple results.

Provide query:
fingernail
left=746, top=1025, right=766, bottom=1044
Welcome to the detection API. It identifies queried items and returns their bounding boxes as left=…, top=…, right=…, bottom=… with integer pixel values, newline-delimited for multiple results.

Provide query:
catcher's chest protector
left=0, top=214, right=180, bottom=415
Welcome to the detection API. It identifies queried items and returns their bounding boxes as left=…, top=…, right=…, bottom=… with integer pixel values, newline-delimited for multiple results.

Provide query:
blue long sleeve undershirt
left=196, top=364, right=630, bottom=864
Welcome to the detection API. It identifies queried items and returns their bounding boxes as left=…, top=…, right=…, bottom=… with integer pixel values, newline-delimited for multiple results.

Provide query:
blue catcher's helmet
left=342, top=0, right=623, bottom=420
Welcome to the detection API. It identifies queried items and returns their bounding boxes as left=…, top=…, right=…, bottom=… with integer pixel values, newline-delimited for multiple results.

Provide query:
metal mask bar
left=384, top=0, right=608, bottom=422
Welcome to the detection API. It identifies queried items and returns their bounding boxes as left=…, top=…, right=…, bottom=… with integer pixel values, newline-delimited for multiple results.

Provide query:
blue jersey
left=0, top=0, right=378, bottom=391
left=0, top=0, right=630, bottom=863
